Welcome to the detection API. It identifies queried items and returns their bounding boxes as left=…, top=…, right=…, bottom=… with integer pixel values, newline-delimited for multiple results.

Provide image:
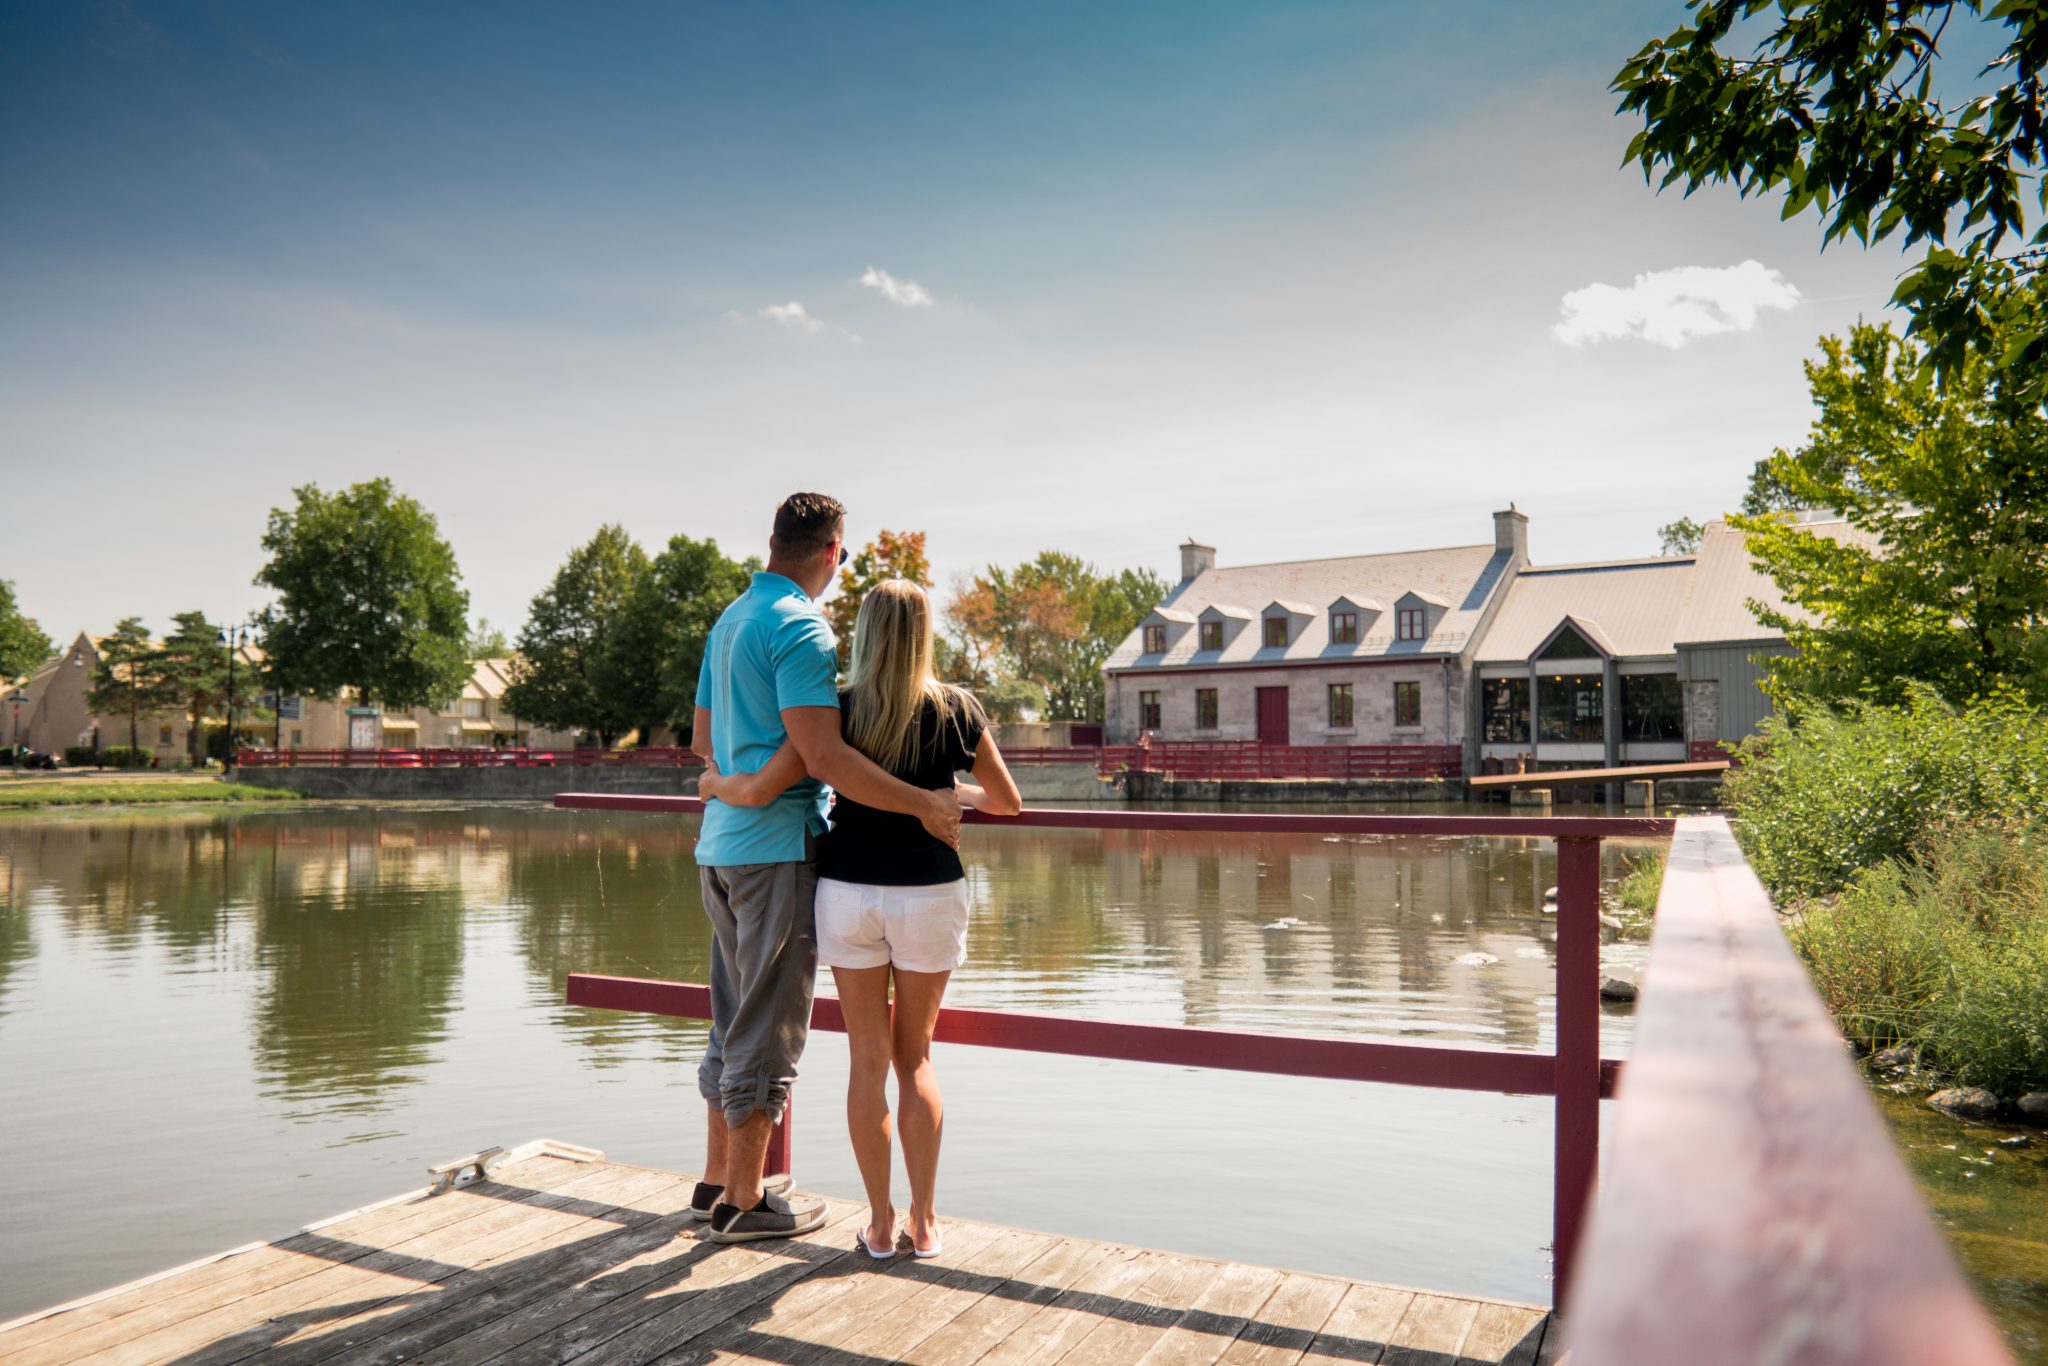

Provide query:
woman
left=698, top=578, right=1021, bottom=1259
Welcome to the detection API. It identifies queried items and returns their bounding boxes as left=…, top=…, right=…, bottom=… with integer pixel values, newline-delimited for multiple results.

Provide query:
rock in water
left=1599, top=976, right=1638, bottom=1002
left=1928, top=1087, right=2001, bottom=1121
left=2017, top=1092, right=2048, bottom=1125
left=1872, top=1042, right=1917, bottom=1071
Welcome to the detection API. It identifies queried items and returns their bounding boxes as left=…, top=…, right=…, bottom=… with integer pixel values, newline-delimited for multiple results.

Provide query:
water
left=0, top=802, right=1656, bottom=1321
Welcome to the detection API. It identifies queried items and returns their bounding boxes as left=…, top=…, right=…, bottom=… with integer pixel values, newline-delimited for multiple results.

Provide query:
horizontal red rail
left=236, top=747, right=706, bottom=769
left=566, top=974, right=1624, bottom=1098
left=552, top=792, right=1673, bottom=840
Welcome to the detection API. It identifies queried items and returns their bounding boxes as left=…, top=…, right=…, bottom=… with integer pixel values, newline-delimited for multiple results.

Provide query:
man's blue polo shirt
left=693, top=571, right=839, bottom=866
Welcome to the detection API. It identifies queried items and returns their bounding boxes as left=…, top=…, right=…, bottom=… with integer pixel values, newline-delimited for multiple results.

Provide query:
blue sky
left=1, top=1, right=1922, bottom=642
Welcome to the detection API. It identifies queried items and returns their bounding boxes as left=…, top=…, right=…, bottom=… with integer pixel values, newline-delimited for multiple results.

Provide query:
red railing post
left=765, top=1091, right=793, bottom=1179
left=1552, top=835, right=1602, bottom=1306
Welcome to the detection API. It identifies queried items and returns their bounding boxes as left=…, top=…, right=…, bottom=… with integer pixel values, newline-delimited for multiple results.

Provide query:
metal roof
left=1477, top=558, right=1697, bottom=662
left=1106, top=541, right=1513, bottom=671
left=1672, top=517, right=1868, bottom=646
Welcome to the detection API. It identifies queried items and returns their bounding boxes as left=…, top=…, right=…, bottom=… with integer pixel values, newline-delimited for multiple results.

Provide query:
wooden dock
left=0, top=1141, right=1555, bottom=1366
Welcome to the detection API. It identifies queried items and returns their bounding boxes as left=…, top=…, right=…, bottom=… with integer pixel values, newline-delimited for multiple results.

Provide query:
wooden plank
left=452, top=1199, right=868, bottom=1365
left=1050, top=1252, right=1229, bottom=1364
left=72, top=1161, right=668, bottom=1366
left=264, top=1173, right=701, bottom=1365
left=1130, top=1259, right=1287, bottom=1366
left=680, top=1219, right=1018, bottom=1365
left=1565, top=817, right=2014, bottom=1366
left=1213, top=1273, right=1347, bottom=1366
left=964, top=1244, right=1168, bottom=1366
left=833, top=1228, right=1065, bottom=1365
left=1467, top=762, right=1728, bottom=789
left=1457, top=1304, right=1548, bottom=1366
left=1379, top=1293, right=1479, bottom=1366
left=896, top=1234, right=1126, bottom=1365
left=0, top=1153, right=597, bottom=1362
left=1298, top=1281, right=1415, bottom=1365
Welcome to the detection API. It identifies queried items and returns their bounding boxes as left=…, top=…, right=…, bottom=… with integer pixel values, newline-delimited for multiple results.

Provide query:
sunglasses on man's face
left=838, top=545, right=850, bottom=568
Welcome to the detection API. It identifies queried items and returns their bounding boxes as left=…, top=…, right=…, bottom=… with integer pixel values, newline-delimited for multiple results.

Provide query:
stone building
left=1102, top=509, right=1530, bottom=750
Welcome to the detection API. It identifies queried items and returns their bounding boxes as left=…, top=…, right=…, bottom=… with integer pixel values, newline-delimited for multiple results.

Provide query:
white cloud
left=746, top=301, right=860, bottom=341
left=858, top=265, right=934, bottom=309
left=1552, top=261, right=1800, bottom=349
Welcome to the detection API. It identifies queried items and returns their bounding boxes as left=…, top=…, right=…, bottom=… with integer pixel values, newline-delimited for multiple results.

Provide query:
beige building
left=7, top=636, right=571, bottom=763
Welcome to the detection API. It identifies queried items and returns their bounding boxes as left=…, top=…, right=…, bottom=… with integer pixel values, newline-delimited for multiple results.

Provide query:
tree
left=1658, top=517, right=1705, bottom=555
left=1614, top=2, right=2048, bottom=397
left=89, top=617, right=176, bottom=751
left=1732, top=320, right=2048, bottom=706
left=597, top=534, right=756, bottom=742
left=826, top=529, right=931, bottom=668
left=0, top=579, right=52, bottom=682
left=255, top=480, right=472, bottom=711
left=946, top=553, right=1169, bottom=721
left=504, top=525, right=650, bottom=746
left=156, top=612, right=229, bottom=767
left=467, top=619, right=509, bottom=659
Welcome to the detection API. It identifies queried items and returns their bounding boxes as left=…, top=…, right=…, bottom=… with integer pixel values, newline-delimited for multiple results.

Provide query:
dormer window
left=1397, top=607, right=1426, bottom=640
left=1330, top=611, right=1358, bottom=645
left=1199, top=621, right=1223, bottom=651
left=1143, top=624, right=1167, bottom=654
left=1263, top=617, right=1289, bottom=648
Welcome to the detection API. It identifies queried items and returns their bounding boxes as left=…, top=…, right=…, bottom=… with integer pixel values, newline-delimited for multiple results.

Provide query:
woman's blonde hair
left=843, top=579, right=984, bottom=775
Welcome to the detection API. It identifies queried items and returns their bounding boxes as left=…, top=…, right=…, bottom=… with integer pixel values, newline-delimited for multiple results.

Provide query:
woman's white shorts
left=814, top=877, right=970, bottom=974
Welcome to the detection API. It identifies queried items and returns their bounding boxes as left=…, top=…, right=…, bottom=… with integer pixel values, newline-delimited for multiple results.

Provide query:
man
left=689, top=491, right=962, bottom=1243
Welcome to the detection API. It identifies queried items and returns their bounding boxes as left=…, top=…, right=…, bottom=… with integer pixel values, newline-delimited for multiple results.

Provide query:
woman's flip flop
left=856, top=1226, right=895, bottom=1260
left=900, top=1227, right=943, bottom=1259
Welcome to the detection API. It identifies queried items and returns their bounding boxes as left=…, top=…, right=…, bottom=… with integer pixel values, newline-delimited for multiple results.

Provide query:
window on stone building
left=1139, top=691, right=1161, bottom=729
left=1194, top=688, right=1218, bottom=729
left=1199, top=621, right=1223, bottom=651
left=1143, top=625, right=1166, bottom=654
left=1622, top=673, right=1684, bottom=742
left=290, top=728, right=303, bottom=747
left=1397, top=607, right=1426, bottom=641
left=1538, top=673, right=1604, bottom=743
left=1393, top=680, right=1421, bottom=728
left=1330, top=611, right=1358, bottom=644
left=158, top=724, right=172, bottom=747
left=1481, top=677, right=1531, bottom=744
left=1328, top=683, right=1354, bottom=728
left=1263, top=617, right=1289, bottom=648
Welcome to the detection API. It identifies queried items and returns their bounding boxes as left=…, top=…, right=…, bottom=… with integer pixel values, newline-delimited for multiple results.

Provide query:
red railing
left=553, top=794, right=1660, bottom=1310
left=1122, top=740, right=1463, bottom=780
left=236, top=746, right=706, bottom=769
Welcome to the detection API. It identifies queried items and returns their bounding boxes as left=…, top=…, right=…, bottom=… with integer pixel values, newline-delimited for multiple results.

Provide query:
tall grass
left=1792, top=819, right=2048, bottom=1096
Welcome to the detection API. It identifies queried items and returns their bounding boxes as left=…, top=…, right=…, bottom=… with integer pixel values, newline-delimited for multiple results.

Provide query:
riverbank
left=0, top=775, right=303, bottom=808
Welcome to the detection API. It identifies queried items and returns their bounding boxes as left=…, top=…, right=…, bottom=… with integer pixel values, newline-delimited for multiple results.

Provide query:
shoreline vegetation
left=0, top=778, right=304, bottom=809
left=1724, top=689, right=2048, bottom=1116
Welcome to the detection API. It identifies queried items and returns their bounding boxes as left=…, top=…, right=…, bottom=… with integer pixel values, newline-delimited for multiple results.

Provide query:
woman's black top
left=818, top=690, right=984, bottom=886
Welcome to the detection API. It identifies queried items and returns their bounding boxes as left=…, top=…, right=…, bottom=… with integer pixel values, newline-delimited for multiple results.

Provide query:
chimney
left=1179, top=540, right=1216, bottom=581
left=1493, top=506, right=1528, bottom=562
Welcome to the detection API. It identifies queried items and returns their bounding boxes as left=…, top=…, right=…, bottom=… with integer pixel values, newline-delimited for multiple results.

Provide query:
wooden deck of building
left=0, top=1141, right=1557, bottom=1366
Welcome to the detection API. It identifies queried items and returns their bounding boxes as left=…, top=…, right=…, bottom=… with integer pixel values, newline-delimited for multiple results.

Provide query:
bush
left=1793, top=819, right=2048, bottom=1096
left=101, top=746, right=153, bottom=769
left=63, top=745, right=97, bottom=767
left=1724, top=686, right=2048, bottom=898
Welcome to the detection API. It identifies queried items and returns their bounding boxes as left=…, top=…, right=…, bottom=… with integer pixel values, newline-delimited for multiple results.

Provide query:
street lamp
left=6, top=687, right=25, bottom=776
left=218, top=622, right=247, bottom=774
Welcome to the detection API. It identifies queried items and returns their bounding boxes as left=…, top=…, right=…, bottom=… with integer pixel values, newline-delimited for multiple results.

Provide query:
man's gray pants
left=697, top=858, right=818, bottom=1128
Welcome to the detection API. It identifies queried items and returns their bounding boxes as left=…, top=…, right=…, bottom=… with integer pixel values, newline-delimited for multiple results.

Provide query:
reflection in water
left=0, top=802, right=1650, bottom=1321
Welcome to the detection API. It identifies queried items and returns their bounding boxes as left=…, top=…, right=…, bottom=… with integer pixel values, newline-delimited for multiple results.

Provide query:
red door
left=1256, top=687, right=1290, bottom=746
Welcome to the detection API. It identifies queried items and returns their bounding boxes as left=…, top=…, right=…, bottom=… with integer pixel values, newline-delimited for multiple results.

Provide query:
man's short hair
left=771, top=492, right=846, bottom=560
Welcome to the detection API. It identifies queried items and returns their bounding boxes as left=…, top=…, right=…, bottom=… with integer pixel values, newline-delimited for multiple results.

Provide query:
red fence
left=236, top=746, right=705, bottom=769
left=1122, top=740, right=1462, bottom=780
left=554, top=793, right=1659, bottom=1309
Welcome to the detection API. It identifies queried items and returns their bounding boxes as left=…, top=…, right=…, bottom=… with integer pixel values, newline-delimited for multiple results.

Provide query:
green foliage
left=155, top=612, right=231, bottom=768
left=63, top=745, right=96, bottom=767
left=255, top=479, right=472, bottom=711
left=826, top=530, right=930, bottom=668
left=596, top=534, right=756, bottom=742
left=1794, top=819, right=2048, bottom=1095
left=1657, top=517, right=1703, bottom=556
left=504, top=524, right=650, bottom=745
left=99, top=746, right=153, bottom=770
left=947, top=553, right=1169, bottom=721
left=1731, top=321, right=2048, bottom=706
left=1614, top=1, right=2048, bottom=397
left=0, top=579, right=53, bottom=681
left=89, top=617, right=177, bottom=751
left=467, top=618, right=509, bottom=659
left=0, top=780, right=300, bottom=808
left=1725, top=687, right=2048, bottom=898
